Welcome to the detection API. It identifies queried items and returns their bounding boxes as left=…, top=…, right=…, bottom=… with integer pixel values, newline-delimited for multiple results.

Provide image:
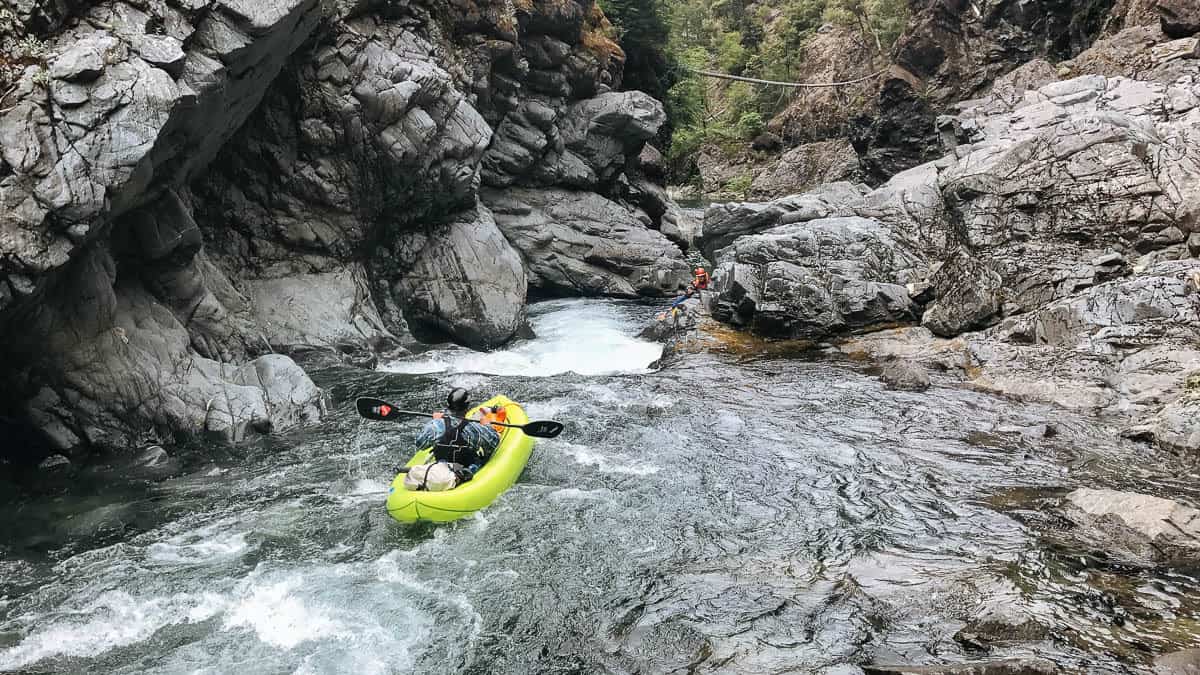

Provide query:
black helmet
left=447, top=388, right=470, bottom=414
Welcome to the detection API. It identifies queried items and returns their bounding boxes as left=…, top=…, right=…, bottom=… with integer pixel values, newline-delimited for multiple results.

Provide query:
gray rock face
left=395, top=205, right=528, bottom=349
left=481, top=90, right=664, bottom=194
left=921, top=252, right=1004, bottom=337
left=710, top=216, right=924, bottom=339
left=485, top=188, right=689, bottom=298
left=243, top=267, right=396, bottom=354
left=965, top=261, right=1200, bottom=411
left=1156, top=648, right=1200, bottom=674
left=0, top=0, right=675, bottom=457
left=1137, top=394, right=1200, bottom=451
left=879, top=359, right=931, bottom=392
left=1063, top=488, right=1200, bottom=564
left=1159, top=0, right=1200, bottom=38
left=699, top=182, right=867, bottom=260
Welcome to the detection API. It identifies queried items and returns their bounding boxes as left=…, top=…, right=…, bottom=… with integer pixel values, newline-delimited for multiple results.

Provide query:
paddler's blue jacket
left=413, top=414, right=500, bottom=465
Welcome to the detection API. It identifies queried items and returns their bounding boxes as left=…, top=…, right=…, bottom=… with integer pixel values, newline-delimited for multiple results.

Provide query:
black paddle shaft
left=355, top=397, right=565, bottom=439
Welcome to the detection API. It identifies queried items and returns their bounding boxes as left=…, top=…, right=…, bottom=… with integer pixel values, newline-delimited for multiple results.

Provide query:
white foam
left=146, top=528, right=250, bottom=566
left=0, top=590, right=224, bottom=671
left=382, top=299, right=662, bottom=377
left=548, top=487, right=614, bottom=501
left=223, top=577, right=347, bottom=649
left=555, top=442, right=661, bottom=475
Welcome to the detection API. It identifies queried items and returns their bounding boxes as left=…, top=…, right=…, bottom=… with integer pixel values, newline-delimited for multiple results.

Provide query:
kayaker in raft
left=693, top=267, right=710, bottom=290
left=412, top=388, right=502, bottom=483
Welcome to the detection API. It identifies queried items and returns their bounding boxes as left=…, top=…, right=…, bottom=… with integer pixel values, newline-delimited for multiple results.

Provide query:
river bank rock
left=394, top=205, right=528, bottom=349
left=638, top=298, right=704, bottom=342
left=1062, top=488, right=1200, bottom=565
left=1156, top=648, right=1200, bottom=674
left=1132, top=395, right=1200, bottom=452
left=879, top=359, right=931, bottom=392
left=709, top=215, right=925, bottom=340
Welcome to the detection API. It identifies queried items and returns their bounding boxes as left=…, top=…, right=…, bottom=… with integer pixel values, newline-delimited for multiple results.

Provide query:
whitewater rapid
left=381, top=299, right=664, bottom=377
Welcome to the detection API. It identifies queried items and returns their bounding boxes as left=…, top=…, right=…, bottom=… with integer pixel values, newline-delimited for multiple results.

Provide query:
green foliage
left=724, top=173, right=753, bottom=198
left=657, top=0, right=910, bottom=182
left=601, top=0, right=678, bottom=139
left=715, top=30, right=748, bottom=74
left=735, top=111, right=764, bottom=140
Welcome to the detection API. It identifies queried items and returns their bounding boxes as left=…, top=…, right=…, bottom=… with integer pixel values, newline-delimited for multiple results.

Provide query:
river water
left=2, top=299, right=1199, bottom=674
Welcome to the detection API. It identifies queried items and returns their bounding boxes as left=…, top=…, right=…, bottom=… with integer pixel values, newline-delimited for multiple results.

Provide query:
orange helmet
left=695, top=267, right=706, bottom=274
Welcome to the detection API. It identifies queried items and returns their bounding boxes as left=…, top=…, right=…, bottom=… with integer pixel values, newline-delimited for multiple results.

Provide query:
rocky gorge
left=689, top=4, right=1200, bottom=460
left=0, top=0, right=689, bottom=459
left=7, top=0, right=1200, bottom=671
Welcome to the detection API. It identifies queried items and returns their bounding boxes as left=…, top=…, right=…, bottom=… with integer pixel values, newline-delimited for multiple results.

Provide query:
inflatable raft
left=385, top=395, right=535, bottom=523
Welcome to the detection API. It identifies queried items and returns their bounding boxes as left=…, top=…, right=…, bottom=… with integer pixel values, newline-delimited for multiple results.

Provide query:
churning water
left=2, top=299, right=1200, bottom=674
left=382, top=299, right=664, bottom=377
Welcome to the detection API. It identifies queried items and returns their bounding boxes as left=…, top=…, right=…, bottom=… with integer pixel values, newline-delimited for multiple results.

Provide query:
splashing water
left=382, top=299, right=663, bottom=377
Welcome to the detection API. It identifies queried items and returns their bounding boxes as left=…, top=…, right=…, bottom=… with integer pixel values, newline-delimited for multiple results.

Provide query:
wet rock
left=960, top=261, right=1200, bottom=412
left=1156, top=648, right=1200, bottom=674
left=1063, top=488, right=1200, bottom=565
left=484, top=187, right=689, bottom=298
left=879, top=359, right=931, bottom=392
left=38, top=455, right=71, bottom=471
left=837, top=327, right=970, bottom=373
left=395, top=205, right=528, bottom=350
left=639, top=300, right=702, bottom=342
left=863, top=659, right=1059, bottom=675
left=134, top=446, right=170, bottom=468
left=1159, top=0, right=1200, bottom=38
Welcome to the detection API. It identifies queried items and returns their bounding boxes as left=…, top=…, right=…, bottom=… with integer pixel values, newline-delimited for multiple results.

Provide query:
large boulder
left=710, top=216, right=925, bottom=339
left=1159, top=0, right=1200, bottom=38
left=484, top=188, right=689, bottom=298
left=1062, top=488, right=1200, bottom=565
left=395, top=205, right=528, bottom=349
left=921, top=251, right=1005, bottom=337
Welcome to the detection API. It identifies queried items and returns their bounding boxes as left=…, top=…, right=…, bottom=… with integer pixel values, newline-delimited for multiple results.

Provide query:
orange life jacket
left=479, top=406, right=508, bottom=432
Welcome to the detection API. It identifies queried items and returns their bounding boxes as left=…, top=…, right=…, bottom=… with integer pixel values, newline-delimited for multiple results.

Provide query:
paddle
left=355, top=397, right=565, bottom=439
